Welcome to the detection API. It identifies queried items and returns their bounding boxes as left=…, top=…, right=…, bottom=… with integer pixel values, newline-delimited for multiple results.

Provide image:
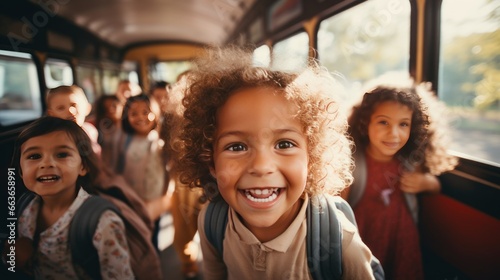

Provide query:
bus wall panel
left=420, top=194, right=500, bottom=280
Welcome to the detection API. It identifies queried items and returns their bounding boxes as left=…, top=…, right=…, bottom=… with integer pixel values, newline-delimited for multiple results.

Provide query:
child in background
left=175, top=46, right=377, bottom=279
left=8, top=116, right=133, bottom=279
left=161, top=72, right=204, bottom=278
left=117, top=94, right=170, bottom=249
left=149, top=81, right=170, bottom=112
left=115, top=79, right=142, bottom=104
left=344, top=73, right=458, bottom=280
left=94, top=95, right=124, bottom=168
left=46, top=85, right=101, bottom=157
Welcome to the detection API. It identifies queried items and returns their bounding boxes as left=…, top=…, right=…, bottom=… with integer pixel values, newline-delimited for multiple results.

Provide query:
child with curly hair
left=344, top=73, right=458, bottom=280
left=175, top=46, right=378, bottom=279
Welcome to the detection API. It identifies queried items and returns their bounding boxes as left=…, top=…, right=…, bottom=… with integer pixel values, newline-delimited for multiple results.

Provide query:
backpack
left=349, top=150, right=419, bottom=223
left=16, top=187, right=162, bottom=280
left=204, top=194, right=385, bottom=280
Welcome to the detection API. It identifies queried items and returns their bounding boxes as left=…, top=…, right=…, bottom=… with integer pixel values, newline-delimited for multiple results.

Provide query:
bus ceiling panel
left=52, top=0, right=257, bottom=47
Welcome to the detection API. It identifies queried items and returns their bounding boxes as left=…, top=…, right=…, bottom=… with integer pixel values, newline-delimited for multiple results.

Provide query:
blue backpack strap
left=69, top=195, right=120, bottom=280
left=204, top=198, right=229, bottom=256
left=307, top=195, right=342, bottom=280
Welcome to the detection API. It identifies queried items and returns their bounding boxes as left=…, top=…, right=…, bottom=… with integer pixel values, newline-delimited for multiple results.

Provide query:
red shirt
left=353, top=153, right=424, bottom=280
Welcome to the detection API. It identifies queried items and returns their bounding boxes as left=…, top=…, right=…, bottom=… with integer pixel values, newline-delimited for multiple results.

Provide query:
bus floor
left=157, top=211, right=204, bottom=280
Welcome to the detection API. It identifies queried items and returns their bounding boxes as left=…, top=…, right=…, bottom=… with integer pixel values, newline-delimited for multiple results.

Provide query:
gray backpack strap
left=329, top=195, right=385, bottom=280
left=204, top=195, right=384, bottom=280
left=404, top=193, right=419, bottom=223
left=349, top=150, right=367, bottom=208
left=204, top=198, right=229, bottom=256
left=332, top=195, right=357, bottom=228
left=70, top=195, right=120, bottom=280
left=307, top=195, right=342, bottom=280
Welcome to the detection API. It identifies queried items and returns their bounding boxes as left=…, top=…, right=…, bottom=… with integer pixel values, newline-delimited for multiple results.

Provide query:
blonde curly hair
left=174, top=46, right=354, bottom=200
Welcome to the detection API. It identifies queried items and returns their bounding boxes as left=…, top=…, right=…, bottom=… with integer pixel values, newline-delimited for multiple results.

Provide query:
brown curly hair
left=348, top=75, right=458, bottom=175
left=174, top=46, right=354, bottom=200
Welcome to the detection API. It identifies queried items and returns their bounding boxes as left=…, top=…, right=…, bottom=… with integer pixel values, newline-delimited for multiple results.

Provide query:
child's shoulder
left=322, top=194, right=358, bottom=233
left=82, top=122, right=99, bottom=139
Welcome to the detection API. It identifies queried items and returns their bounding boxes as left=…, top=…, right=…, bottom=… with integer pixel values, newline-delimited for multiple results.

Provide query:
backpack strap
left=204, top=198, right=229, bottom=256
left=348, top=150, right=367, bottom=208
left=307, top=195, right=342, bottom=280
left=332, top=195, right=357, bottom=228
left=204, top=195, right=343, bottom=280
left=69, top=195, right=120, bottom=280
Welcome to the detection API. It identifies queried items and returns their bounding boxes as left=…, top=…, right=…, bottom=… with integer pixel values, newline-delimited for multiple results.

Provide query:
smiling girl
left=344, top=75, right=458, bottom=280
left=175, top=46, right=378, bottom=279
left=118, top=94, right=169, bottom=249
left=9, top=116, right=133, bottom=279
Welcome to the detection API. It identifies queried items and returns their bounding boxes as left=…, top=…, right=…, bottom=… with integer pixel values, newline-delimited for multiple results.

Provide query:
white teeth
left=38, top=176, right=59, bottom=181
left=244, top=188, right=279, bottom=203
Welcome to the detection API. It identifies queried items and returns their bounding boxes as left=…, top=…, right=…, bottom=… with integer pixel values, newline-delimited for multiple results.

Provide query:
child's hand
left=400, top=171, right=441, bottom=194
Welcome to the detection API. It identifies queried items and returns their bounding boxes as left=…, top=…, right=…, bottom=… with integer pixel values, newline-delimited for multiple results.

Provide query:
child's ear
left=84, top=103, right=92, bottom=117
left=209, top=166, right=217, bottom=179
left=79, top=165, right=88, bottom=177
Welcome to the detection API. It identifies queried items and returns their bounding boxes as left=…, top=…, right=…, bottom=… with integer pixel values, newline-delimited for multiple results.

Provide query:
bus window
left=317, top=0, right=410, bottom=102
left=439, top=0, right=499, bottom=164
left=253, top=44, right=271, bottom=67
left=44, top=58, right=73, bottom=89
left=151, top=60, right=192, bottom=84
left=102, top=68, right=121, bottom=95
left=0, top=50, right=42, bottom=127
left=76, top=64, right=102, bottom=104
left=121, top=61, right=139, bottom=85
left=272, top=32, right=309, bottom=71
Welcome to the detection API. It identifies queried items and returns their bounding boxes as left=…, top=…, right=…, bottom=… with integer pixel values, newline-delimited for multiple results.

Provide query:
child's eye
left=378, top=120, right=388, bottom=125
left=400, top=122, right=410, bottom=127
left=226, top=143, right=247, bottom=152
left=26, top=153, right=41, bottom=160
left=275, top=140, right=295, bottom=149
left=56, top=152, right=70, bottom=158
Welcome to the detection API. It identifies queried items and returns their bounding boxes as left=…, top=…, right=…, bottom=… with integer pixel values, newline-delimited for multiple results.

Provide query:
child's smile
left=20, top=130, right=87, bottom=199
left=367, top=101, right=412, bottom=161
left=242, top=187, right=281, bottom=204
left=127, top=101, right=156, bottom=136
left=211, top=86, right=308, bottom=241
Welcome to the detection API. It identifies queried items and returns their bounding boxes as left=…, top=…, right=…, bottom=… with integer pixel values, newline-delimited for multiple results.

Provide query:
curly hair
left=174, top=46, right=354, bottom=200
left=348, top=74, right=458, bottom=175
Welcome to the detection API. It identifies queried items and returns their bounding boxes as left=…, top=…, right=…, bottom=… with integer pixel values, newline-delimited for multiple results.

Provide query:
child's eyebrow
left=217, top=128, right=303, bottom=141
left=373, top=115, right=411, bottom=121
left=21, top=145, right=77, bottom=155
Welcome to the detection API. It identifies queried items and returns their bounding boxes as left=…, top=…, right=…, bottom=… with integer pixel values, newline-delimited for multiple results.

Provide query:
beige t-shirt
left=198, top=194, right=376, bottom=280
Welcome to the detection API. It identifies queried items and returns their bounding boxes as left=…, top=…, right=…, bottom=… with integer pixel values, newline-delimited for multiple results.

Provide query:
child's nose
left=40, top=156, right=55, bottom=169
left=389, top=125, right=399, bottom=136
left=248, top=150, right=275, bottom=176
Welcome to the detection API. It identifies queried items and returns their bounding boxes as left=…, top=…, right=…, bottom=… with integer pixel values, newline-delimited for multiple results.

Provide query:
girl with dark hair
left=8, top=116, right=133, bottom=279
left=344, top=74, right=458, bottom=280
